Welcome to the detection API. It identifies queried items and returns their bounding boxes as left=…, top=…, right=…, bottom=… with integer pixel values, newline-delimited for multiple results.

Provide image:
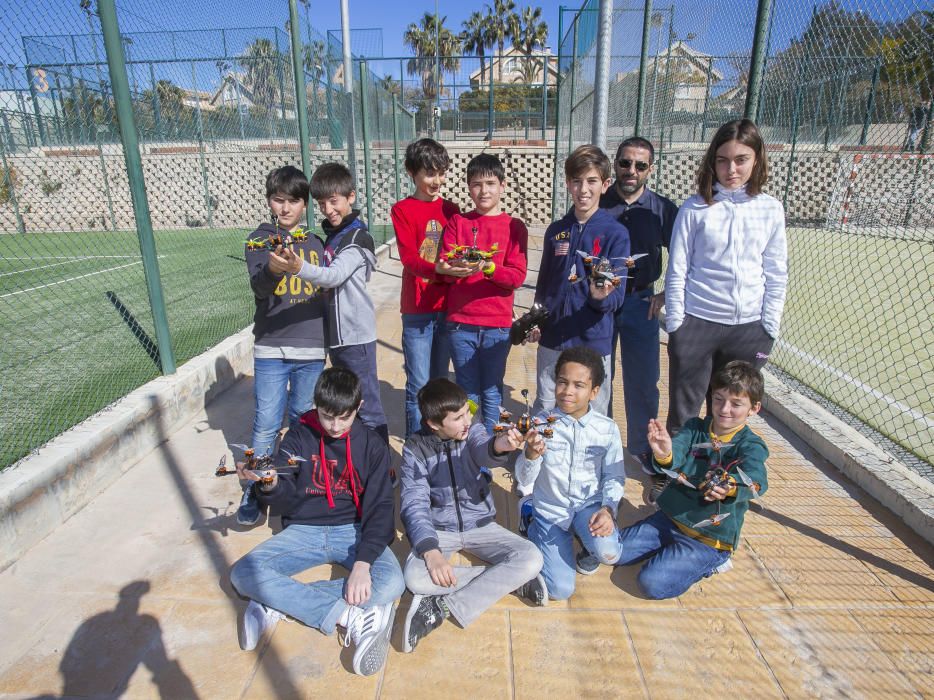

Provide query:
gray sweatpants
left=666, top=314, right=774, bottom=433
left=403, top=522, right=543, bottom=627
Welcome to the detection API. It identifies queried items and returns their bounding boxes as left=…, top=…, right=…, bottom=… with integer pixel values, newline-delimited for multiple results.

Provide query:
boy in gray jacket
left=274, top=162, right=387, bottom=442
left=400, top=378, right=546, bottom=652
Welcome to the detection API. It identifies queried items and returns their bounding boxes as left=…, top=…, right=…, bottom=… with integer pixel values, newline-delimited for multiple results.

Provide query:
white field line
left=0, top=260, right=144, bottom=299
left=0, top=256, right=126, bottom=278
left=0, top=255, right=138, bottom=261
left=776, top=339, right=934, bottom=431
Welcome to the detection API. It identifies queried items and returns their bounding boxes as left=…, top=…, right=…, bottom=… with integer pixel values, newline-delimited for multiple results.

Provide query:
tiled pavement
left=0, top=232, right=932, bottom=698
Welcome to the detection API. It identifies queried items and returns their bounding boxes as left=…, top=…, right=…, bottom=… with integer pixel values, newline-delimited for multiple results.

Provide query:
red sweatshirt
left=440, top=211, right=528, bottom=328
left=391, top=196, right=461, bottom=314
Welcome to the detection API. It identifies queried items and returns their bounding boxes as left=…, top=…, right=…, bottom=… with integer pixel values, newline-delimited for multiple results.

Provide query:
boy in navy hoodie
left=528, top=145, right=630, bottom=415
left=238, top=165, right=328, bottom=526
left=274, top=162, right=387, bottom=442
left=229, top=368, right=404, bottom=676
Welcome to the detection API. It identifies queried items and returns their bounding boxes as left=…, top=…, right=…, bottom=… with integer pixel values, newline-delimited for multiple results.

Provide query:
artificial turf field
left=0, top=223, right=930, bottom=470
left=0, top=224, right=393, bottom=469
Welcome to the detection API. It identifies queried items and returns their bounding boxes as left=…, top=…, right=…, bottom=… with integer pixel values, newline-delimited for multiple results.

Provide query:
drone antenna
left=521, top=388, right=530, bottom=415
left=271, top=213, right=279, bottom=233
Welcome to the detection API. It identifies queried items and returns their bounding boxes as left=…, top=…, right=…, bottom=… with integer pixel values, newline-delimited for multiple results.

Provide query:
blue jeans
left=229, top=523, right=405, bottom=634
left=618, top=510, right=730, bottom=599
left=401, top=312, right=450, bottom=437
left=330, top=342, right=388, bottom=442
left=611, top=288, right=660, bottom=455
left=447, top=323, right=511, bottom=432
left=528, top=502, right=622, bottom=601
left=252, top=357, right=325, bottom=457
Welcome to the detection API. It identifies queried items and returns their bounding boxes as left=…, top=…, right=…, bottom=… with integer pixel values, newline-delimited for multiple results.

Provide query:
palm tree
left=462, top=11, right=492, bottom=89
left=486, top=0, right=518, bottom=82
left=403, top=13, right=462, bottom=101
left=380, top=74, right=402, bottom=97
left=510, top=6, right=549, bottom=83
left=240, top=38, right=280, bottom=110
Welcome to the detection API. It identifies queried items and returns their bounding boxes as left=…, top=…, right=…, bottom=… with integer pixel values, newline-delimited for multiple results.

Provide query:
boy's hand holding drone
left=524, top=430, right=546, bottom=460
left=269, top=245, right=304, bottom=275
left=588, top=279, right=614, bottom=301
left=493, top=426, right=525, bottom=453
left=702, top=471, right=735, bottom=502
left=437, top=257, right=481, bottom=278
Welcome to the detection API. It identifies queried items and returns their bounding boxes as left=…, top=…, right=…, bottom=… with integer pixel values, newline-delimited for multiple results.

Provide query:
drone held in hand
left=493, top=389, right=557, bottom=438
left=568, top=250, right=632, bottom=288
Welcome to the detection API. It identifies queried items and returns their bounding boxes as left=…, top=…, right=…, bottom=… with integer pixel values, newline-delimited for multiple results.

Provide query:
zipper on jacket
left=444, top=442, right=466, bottom=532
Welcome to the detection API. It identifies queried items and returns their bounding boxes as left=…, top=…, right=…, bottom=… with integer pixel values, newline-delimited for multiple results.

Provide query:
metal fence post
left=635, top=0, right=653, bottom=137
left=859, top=61, right=881, bottom=146
left=700, top=56, right=713, bottom=142
left=288, top=0, right=312, bottom=177
left=567, top=18, right=578, bottom=157
left=191, top=61, right=213, bottom=229
left=551, top=7, right=564, bottom=221
left=592, top=0, right=613, bottom=150
left=359, top=60, right=374, bottom=229
left=744, top=0, right=773, bottom=122
left=97, top=0, right=176, bottom=374
left=149, top=62, right=162, bottom=139
left=487, top=55, right=495, bottom=141
left=95, top=129, right=117, bottom=231
left=0, top=134, right=25, bottom=234
left=27, top=67, right=48, bottom=146
left=392, top=95, right=402, bottom=202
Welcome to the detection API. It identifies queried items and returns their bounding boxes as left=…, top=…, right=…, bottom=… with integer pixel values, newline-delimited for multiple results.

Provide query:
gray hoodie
left=296, top=213, right=377, bottom=348
left=400, top=424, right=510, bottom=555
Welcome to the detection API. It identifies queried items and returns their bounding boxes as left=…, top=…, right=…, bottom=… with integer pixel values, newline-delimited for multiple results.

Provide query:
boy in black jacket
left=237, top=165, right=328, bottom=526
left=229, top=368, right=404, bottom=676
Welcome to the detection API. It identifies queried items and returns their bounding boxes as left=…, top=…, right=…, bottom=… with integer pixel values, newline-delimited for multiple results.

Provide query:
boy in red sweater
left=390, top=139, right=461, bottom=437
left=436, top=153, right=529, bottom=432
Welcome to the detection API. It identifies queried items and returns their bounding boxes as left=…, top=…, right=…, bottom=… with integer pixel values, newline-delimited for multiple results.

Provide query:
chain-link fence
left=0, top=0, right=411, bottom=470
left=556, top=0, right=933, bottom=472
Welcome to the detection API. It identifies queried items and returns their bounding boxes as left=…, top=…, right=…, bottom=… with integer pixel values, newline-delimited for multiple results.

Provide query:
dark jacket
left=534, top=208, right=630, bottom=355
left=654, top=416, right=769, bottom=552
left=245, top=222, right=327, bottom=357
left=400, top=424, right=509, bottom=555
left=254, top=410, right=394, bottom=565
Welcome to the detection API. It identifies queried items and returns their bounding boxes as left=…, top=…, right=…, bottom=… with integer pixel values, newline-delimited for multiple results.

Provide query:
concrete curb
left=760, top=366, right=934, bottom=545
left=0, top=327, right=256, bottom=573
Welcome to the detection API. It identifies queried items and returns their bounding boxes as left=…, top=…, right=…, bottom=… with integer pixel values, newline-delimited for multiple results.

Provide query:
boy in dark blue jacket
left=229, top=368, right=404, bottom=676
left=400, top=378, right=545, bottom=653
left=529, top=145, right=630, bottom=415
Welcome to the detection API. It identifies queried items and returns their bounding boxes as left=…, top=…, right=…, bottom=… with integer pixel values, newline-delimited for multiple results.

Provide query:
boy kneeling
left=401, top=378, right=545, bottom=652
left=229, top=368, right=404, bottom=676
left=618, top=361, right=768, bottom=599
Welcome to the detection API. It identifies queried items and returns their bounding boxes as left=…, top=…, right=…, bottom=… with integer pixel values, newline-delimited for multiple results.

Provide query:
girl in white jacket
left=663, top=119, right=787, bottom=435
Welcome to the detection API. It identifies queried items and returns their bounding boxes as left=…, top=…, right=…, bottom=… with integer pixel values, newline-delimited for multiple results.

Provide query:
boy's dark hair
left=615, top=136, right=655, bottom=163
left=266, top=165, right=309, bottom=202
left=404, top=138, right=451, bottom=175
left=697, top=119, right=769, bottom=204
left=418, top=378, right=469, bottom=427
left=314, top=367, right=363, bottom=416
left=310, top=162, right=355, bottom=200
left=554, top=346, right=605, bottom=389
left=466, top=153, right=505, bottom=183
left=710, top=361, right=764, bottom=406
left=565, top=144, right=612, bottom=181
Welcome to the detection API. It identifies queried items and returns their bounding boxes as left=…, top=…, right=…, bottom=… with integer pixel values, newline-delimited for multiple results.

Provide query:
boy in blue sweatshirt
left=528, top=145, right=630, bottom=415
left=275, top=163, right=387, bottom=442
left=229, top=368, right=404, bottom=676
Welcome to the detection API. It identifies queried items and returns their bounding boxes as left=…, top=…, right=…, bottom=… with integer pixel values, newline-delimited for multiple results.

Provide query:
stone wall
left=1, top=140, right=929, bottom=233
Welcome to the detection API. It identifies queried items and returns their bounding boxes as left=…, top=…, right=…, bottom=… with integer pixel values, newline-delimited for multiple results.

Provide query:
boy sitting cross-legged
left=618, top=361, right=769, bottom=599
left=229, top=367, right=404, bottom=676
left=401, top=378, right=546, bottom=653
left=515, top=346, right=626, bottom=601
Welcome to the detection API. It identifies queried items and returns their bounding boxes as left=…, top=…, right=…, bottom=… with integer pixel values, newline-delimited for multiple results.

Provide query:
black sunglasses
left=617, top=158, right=650, bottom=172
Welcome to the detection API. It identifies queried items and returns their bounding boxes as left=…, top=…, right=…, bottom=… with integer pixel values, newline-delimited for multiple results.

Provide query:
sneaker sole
left=402, top=596, right=422, bottom=653
left=237, top=512, right=263, bottom=526
left=354, top=603, right=395, bottom=676
left=576, top=565, right=600, bottom=576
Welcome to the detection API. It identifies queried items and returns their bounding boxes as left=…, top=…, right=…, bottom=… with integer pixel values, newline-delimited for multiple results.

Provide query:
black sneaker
left=576, top=550, right=600, bottom=575
left=645, top=474, right=669, bottom=506
left=513, top=574, right=548, bottom=606
left=402, top=594, right=448, bottom=653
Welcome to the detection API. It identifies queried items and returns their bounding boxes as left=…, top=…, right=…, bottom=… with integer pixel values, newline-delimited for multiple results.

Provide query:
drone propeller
left=693, top=513, right=732, bottom=529
left=734, top=466, right=761, bottom=499
left=659, top=467, right=698, bottom=489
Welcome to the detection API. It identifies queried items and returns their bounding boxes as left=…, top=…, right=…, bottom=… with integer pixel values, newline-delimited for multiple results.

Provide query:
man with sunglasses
left=600, top=137, right=678, bottom=488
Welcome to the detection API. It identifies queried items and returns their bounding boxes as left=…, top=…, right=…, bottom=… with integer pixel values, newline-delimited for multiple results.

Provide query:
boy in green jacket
left=617, top=361, right=768, bottom=599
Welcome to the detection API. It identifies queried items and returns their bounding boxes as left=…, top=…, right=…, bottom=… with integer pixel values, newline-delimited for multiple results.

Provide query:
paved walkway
left=1, top=233, right=932, bottom=698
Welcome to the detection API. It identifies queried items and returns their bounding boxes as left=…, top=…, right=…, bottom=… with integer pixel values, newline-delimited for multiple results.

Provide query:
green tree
left=403, top=12, right=462, bottom=101
left=462, top=11, right=493, bottom=89
left=486, top=0, right=518, bottom=82
left=240, top=38, right=282, bottom=110
left=510, top=6, right=549, bottom=83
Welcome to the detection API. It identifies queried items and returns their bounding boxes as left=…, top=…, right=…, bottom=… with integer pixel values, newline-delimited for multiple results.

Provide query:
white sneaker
left=343, top=603, right=395, bottom=676
left=239, top=600, right=284, bottom=651
left=712, top=557, right=734, bottom=575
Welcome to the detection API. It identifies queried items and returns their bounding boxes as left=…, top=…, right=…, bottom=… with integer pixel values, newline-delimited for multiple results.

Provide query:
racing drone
left=510, top=302, right=549, bottom=345
left=492, top=389, right=557, bottom=438
left=568, top=250, right=632, bottom=288
left=214, top=443, right=306, bottom=486
left=245, top=215, right=309, bottom=251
